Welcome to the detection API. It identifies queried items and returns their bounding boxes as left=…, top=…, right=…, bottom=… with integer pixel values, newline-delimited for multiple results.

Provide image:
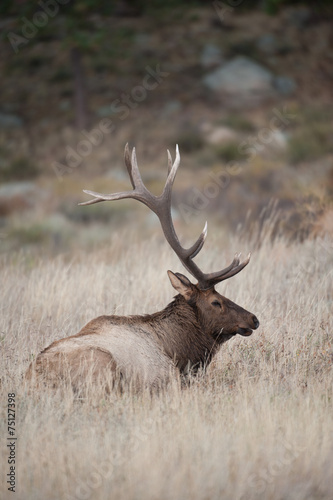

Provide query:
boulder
left=202, top=56, right=275, bottom=105
left=200, top=43, right=223, bottom=68
left=0, top=112, right=23, bottom=129
left=256, top=34, right=280, bottom=55
left=0, top=181, right=48, bottom=216
left=162, top=100, right=182, bottom=117
left=273, top=76, right=297, bottom=96
left=287, top=7, right=311, bottom=28
left=205, top=126, right=238, bottom=145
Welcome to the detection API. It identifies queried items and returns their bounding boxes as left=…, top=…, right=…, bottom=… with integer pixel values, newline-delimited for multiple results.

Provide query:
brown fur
left=26, top=272, right=259, bottom=392
left=26, top=347, right=119, bottom=393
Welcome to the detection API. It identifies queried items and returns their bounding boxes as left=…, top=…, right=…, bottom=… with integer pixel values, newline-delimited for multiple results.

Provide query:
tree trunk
left=71, top=46, right=88, bottom=130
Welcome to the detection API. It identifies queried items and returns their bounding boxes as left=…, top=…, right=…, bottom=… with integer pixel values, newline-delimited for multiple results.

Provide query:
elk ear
left=167, top=270, right=194, bottom=301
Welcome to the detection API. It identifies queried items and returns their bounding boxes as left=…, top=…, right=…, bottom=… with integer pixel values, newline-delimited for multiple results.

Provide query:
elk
left=26, top=144, right=259, bottom=392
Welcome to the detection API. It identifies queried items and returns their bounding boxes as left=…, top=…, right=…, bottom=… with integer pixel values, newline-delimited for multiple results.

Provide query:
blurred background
left=0, top=0, right=332, bottom=254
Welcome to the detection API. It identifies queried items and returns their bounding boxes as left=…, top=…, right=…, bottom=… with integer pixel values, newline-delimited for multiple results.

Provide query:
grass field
left=1, top=228, right=332, bottom=500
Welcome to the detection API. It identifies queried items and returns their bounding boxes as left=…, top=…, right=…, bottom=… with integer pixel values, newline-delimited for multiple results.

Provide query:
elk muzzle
left=236, top=314, right=260, bottom=336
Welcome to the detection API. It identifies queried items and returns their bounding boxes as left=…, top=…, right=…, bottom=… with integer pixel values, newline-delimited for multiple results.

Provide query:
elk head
left=80, top=144, right=259, bottom=340
left=168, top=271, right=259, bottom=343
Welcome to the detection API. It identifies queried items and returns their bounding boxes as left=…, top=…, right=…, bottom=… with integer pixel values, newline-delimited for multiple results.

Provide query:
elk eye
left=212, top=300, right=222, bottom=308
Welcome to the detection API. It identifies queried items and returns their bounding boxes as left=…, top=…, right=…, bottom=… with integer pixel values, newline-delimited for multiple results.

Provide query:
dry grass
left=0, top=228, right=332, bottom=500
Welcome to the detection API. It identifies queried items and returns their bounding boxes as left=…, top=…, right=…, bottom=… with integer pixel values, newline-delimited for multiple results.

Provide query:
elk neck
left=139, top=294, right=220, bottom=373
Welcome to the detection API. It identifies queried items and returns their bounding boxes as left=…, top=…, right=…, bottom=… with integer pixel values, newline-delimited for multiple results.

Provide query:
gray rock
left=256, top=34, right=280, bottom=55
left=0, top=181, right=36, bottom=200
left=162, top=100, right=182, bottom=117
left=134, top=33, right=153, bottom=49
left=0, top=181, right=48, bottom=215
left=205, top=126, right=238, bottom=145
left=96, top=105, right=111, bottom=118
left=0, top=112, right=23, bottom=129
left=273, top=76, right=297, bottom=95
left=287, top=7, right=311, bottom=28
left=269, top=129, right=288, bottom=150
left=59, top=100, right=71, bottom=111
left=42, top=213, right=71, bottom=234
left=256, top=34, right=293, bottom=57
left=200, top=43, right=223, bottom=68
left=203, top=56, right=274, bottom=104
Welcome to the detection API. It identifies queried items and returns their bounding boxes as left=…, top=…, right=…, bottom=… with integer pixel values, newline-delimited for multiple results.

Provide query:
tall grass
left=0, top=229, right=332, bottom=500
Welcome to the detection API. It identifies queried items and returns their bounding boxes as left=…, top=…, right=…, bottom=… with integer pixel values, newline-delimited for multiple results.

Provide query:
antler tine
left=163, top=145, right=180, bottom=198
left=203, top=253, right=251, bottom=289
left=187, top=221, right=207, bottom=259
left=79, top=190, right=104, bottom=206
left=124, top=143, right=135, bottom=189
left=79, top=189, right=135, bottom=206
left=130, top=147, right=145, bottom=188
left=167, top=149, right=173, bottom=175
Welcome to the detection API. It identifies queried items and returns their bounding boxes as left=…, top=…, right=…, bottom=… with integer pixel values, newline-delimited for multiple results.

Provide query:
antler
left=79, top=144, right=250, bottom=290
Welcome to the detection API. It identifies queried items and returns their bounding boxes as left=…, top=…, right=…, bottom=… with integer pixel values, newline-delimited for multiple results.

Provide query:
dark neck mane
left=138, top=295, right=219, bottom=372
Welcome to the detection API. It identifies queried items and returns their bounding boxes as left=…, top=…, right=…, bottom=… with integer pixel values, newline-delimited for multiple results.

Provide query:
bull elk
left=26, top=144, right=259, bottom=391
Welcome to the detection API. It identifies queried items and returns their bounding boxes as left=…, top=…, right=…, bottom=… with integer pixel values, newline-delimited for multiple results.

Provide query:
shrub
left=176, top=130, right=204, bottom=153
left=0, top=156, right=40, bottom=182
left=288, top=123, right=333, bottom=164
left=220, top=115, right=256, bottom=133
left=214, top=142, right=245, bottom=163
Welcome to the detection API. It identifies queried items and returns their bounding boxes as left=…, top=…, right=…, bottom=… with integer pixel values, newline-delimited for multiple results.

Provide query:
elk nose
left=252, top=315, right=260, bottom=329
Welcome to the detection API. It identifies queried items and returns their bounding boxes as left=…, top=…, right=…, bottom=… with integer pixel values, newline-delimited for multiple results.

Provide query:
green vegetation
left=288, top=122, right=333, bottom=164
left=8, top=223, right=48, bottom=246
left=61, top=200, right=130, bottom=224
left=213, top=141, right=245, bottom=163
left=49, top=68, right=72, bottom=83
left=219, top=115, right=256, bottom=133
left=264, top=0, right=333, bottom=15
left=175, top=130, right=205, bottom=153
left=0, top=156, right=39, bottom=181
